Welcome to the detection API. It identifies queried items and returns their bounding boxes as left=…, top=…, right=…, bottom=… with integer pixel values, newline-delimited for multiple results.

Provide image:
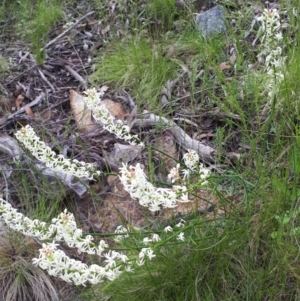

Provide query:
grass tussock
left=0, top=226, right=60, bottom=301
left=91, top=38, right=179, bottom=110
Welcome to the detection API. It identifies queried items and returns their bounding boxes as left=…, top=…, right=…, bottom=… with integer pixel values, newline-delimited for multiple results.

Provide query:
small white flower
left=152, top=234, right=161, bottom=242
left=167, top=164, right=181, bottom=183
left=164, top=226, right=173, bottom=233
left=113, top=225, right=129, bottom=242
left=175, top=219, right=186, bottom=228
left=125, top=265, right=134, bottom=272
left=136, top=258, right=145, bottom=266
left=118, top=253, right=129, bottom=263
left=143, top=237, right=153, bottom=244
left=145, top=248, right=156, bottom=260
left=177, top=232, right=185, bottom=241
left=182, top=168, right=190, bottom=180
left=138, top=248, right=148, bottom=259
left=105, top=267, right=122, bottom=281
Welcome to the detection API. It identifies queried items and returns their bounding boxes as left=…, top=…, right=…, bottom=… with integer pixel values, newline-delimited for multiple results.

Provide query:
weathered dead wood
left=0, top=134, right=22, bottom=160
left=0, top=135, right=88, bottom=196
left=134, top=113, right=216, bottom=163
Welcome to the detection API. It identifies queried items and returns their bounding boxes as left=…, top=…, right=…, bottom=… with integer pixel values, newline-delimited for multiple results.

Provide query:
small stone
left=195, top=6, right=226, bottom=38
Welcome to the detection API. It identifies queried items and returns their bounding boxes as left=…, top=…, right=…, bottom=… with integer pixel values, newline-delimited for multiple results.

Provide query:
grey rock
left=195, top=6, right=226, bottom=37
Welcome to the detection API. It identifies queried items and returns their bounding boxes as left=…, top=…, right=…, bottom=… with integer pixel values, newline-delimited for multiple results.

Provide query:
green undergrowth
left=84, top=1, right=300, bottom=300
left=90, top=38, right=179, bottom=110
left=90, top=31, right=230, bottom=111
left=0, top=0, right=186, bottom=65
left=11, top=160, right=64, bottom=222
left=0, top=0, right=63, bottom=63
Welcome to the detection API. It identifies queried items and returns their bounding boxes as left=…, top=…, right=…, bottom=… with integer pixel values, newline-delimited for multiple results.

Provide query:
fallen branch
left=0, top=134, right=22, bottom=160
left=0, top=135, right=88, bottom=196
left=134, top=113, right=216, bottom=163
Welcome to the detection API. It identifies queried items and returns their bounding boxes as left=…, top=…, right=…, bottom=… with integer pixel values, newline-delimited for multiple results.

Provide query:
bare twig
left=65, top=65, right=88, bottom=90
left=0, top=168, right=9, bottom=201
left=5, top=65, right=36, bottom=85
left=37, top=68, right=55, bottom=92
left=0, top=93, right=45, bottom=128
left=40, top=11, right=95, bottom=52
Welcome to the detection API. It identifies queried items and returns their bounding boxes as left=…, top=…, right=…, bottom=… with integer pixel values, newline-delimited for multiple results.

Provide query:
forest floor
left=1, top=0, right=300, bottom=300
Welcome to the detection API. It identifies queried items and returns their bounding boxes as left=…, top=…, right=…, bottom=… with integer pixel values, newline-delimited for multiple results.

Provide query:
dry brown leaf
left=109, top=143, right=140, bottom=164
left=15, top=95, right=24, bottom=111
left=24, top=105, right=34, bottom=116
left=153, top=130, right=178, bottom=171
left=166, top=45, right=174, bottom=58
left=219, top=62, right=231, bottom=71
left=101, top=98, right=128, bottom=120
left=101, top=25, right=110, bottom=35
left=40, top=109, right=53, bottom=120
left=229, top=55, right=237, bottom=65
left=70, top=89, right=96, bottom=133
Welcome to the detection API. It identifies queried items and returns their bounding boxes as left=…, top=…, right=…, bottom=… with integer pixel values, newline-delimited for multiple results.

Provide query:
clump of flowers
left=119, top=149, right=211, bottom=212
left=15, top=125, right=100, bottom=180
left=0, top=197, right=189, bottom=286
left=32, top=242, right=127, bottom=285
left=83, top=87, right=144, bottom=147
left=119, top=163, right=190, bottom=212
left=182, top=149, right=211, bottom=184
left=0, top=198, right=106, bottom=255
left=256, top=8, right=286, bottom=101
left=0, top=198, right=156, bottom=285
left=12, top=87, right=212, bottom=286
left=113, top=225, right=130, bottom=242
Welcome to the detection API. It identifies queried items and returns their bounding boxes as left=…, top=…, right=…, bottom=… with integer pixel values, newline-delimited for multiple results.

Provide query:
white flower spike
left=83, top=88, right=144, bottom=147
left=15, top=125, right=100, bottom=180
left=119, top=163, right=190, bottom=212
left=256, top=9, right=286, bottom=102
